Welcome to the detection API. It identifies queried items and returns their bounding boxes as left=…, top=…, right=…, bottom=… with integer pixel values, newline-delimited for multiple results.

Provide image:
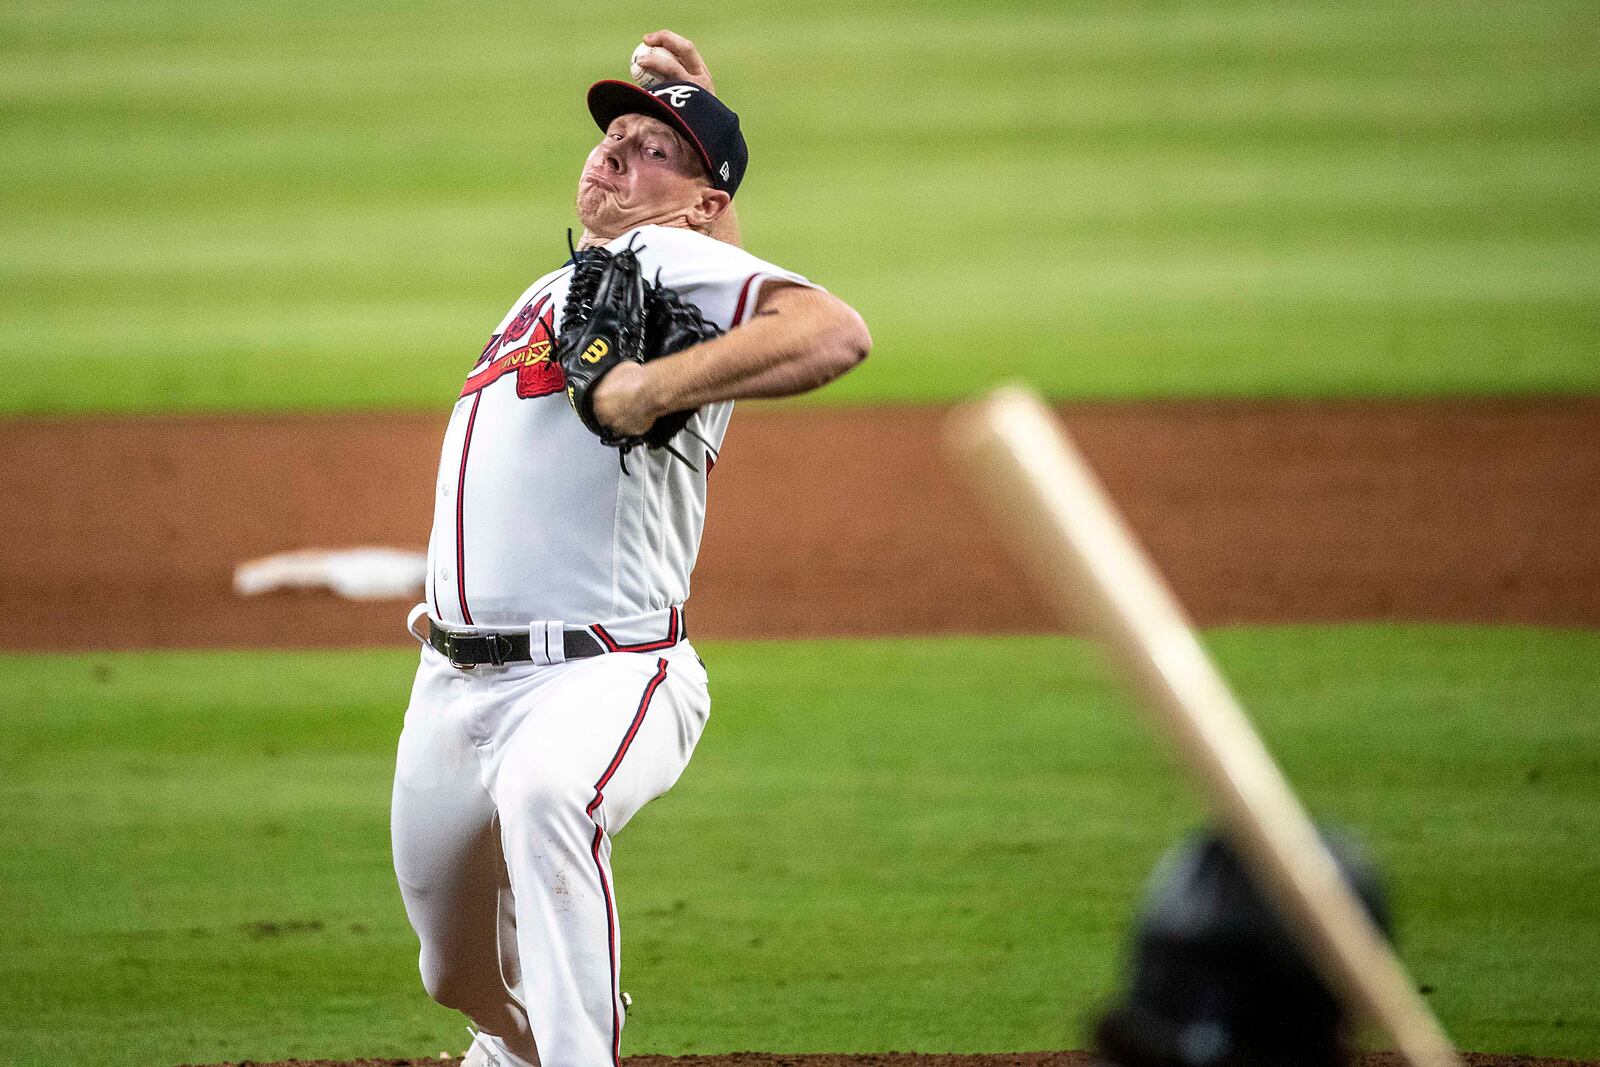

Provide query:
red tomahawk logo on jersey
left=461, top=295, right=564, bottom=399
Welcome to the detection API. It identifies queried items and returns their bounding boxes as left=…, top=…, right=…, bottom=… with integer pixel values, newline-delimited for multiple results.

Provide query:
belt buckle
left=446, top=630, right=477, bottom=672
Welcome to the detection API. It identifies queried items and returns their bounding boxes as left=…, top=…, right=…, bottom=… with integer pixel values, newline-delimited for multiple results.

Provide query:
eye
left=645, top=146, right=666, bottom=159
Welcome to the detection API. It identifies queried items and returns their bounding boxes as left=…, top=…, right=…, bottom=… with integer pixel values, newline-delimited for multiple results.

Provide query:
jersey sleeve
left=618, top=225, right=822, bottom=333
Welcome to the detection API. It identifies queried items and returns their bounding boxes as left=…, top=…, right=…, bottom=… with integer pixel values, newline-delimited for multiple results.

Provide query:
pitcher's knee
left=419, top=949, right=491, bottom=1013
left=498, top=771, right=596, bottom=838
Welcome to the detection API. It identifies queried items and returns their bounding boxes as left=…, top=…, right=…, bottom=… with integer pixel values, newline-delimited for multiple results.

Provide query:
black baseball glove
left=556, top=234, right=648, bottom=449
left=555, top=233, right=724, bottom=472
left=640, top=271, right=724, bottom=452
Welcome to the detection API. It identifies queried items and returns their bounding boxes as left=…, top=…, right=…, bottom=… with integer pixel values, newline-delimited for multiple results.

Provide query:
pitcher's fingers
left=637, top=48, right=693, bottom=85
left=644, top=29, right=711, bottom=79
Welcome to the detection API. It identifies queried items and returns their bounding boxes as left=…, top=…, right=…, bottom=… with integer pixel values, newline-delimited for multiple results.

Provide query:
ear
left=687, top=186, right=731, bottom=228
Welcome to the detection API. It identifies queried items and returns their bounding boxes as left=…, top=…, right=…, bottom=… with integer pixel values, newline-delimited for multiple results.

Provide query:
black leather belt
left=428, top=618, right=606, bottom=668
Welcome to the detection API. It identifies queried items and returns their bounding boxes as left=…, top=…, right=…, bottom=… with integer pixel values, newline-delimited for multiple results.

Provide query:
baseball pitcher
left=389, top=30, right=870, bottom=1067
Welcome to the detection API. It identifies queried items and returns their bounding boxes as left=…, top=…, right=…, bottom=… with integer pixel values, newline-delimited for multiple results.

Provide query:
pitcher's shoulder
left=623, top=224, right=752, bottom=264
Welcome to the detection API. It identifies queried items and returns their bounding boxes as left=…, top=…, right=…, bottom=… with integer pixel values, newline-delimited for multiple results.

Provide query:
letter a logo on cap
left=652, top=85, right=701, bottom=108
left=719, top=161, right=730, bottom=181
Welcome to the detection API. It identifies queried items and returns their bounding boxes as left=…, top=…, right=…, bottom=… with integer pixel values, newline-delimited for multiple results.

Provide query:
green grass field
left=3, top=3, right=1596, bottom=1064
left=1, top=627, right=1595, bottom=1066
left=2, top=0, right=1597, bottom=413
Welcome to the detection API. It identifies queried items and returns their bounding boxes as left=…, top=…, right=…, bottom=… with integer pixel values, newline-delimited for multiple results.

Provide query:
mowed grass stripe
left=0, top=625, right=1594, bottom=1065
left=1, top=1, right=1596, bottom=412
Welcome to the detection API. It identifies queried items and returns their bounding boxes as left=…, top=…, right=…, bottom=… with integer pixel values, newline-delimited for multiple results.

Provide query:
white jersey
left=425, top=223, right=813, bottom=634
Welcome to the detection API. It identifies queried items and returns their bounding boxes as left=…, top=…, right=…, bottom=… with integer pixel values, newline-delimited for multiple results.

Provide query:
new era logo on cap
left=587, top=79, right=749, bottom=198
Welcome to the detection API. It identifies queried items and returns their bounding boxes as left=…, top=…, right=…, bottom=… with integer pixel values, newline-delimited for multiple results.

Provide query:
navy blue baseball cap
left=587, top=79, right=749, bottom=198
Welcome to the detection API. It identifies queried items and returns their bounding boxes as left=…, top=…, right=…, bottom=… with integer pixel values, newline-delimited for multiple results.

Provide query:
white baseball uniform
left=392, top=224, right=814, bottom=1067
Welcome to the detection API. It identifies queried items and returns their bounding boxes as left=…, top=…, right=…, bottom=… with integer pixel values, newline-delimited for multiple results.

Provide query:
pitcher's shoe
left=461, top=1025, right=502, bottom=1067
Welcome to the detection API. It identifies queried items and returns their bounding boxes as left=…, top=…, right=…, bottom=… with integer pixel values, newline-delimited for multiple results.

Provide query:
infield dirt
left=3, top=398, right=1596, bottom=652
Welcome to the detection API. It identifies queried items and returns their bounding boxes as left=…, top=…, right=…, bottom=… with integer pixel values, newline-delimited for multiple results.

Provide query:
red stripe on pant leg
left=585, top=657, right=669, bottom=1065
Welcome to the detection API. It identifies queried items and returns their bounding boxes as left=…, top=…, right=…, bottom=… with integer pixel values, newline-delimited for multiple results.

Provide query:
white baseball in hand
left=631, top=43, right=669, bottom=88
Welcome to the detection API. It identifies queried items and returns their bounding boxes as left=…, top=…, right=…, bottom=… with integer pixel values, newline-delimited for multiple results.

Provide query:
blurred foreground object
left=233, top=547, right=426, bottom=600
left=1095, top=828, right=1390, bottom=1067
left=945, top=386, right=1457, bottom=1066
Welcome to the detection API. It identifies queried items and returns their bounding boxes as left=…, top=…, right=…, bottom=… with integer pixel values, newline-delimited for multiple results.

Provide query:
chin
left=574, top=192, right=601, bottom=228
left=575, top=194, right=626, bottom=238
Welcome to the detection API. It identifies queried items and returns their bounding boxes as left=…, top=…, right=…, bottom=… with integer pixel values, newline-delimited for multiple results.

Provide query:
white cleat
left=461, top=1025, right=502, bottom=1067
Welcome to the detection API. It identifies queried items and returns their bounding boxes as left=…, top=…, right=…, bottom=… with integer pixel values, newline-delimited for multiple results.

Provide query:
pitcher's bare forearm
left=591, top=284, right=869, bottom=436
left=656, top=285, right=866, bottom=405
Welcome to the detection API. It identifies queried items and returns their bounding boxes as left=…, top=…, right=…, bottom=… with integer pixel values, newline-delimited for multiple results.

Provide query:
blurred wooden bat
left=946, top=385, right=1459, bottom=1067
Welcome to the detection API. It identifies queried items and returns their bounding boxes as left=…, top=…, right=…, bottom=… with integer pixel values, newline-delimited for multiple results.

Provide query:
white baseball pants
left=391, top=639, right=710, bottom=1066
